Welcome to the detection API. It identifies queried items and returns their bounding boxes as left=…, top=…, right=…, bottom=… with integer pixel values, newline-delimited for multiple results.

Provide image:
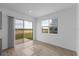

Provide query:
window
left=41, top=17, right=58, bottom=34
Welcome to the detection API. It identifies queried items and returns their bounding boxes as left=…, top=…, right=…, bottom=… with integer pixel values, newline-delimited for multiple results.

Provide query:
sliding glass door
left=15, top=19, right=33, bottom=45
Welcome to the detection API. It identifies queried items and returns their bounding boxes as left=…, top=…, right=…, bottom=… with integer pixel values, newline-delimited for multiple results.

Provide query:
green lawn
left=16, top=33, right=24, bottom=40
left=16, top=29, right=33, bottom=40
left=24, top=33, right=32, bottom=40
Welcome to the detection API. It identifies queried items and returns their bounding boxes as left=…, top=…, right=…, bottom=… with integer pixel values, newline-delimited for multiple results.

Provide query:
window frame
left=41, top=17, right=58, bottom=34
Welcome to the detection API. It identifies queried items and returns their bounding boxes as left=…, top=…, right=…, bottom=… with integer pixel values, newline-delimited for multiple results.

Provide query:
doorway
left=15, top=19, right=33, bottom=45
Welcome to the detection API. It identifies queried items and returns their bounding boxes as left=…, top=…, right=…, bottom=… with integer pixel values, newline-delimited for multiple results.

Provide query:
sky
left=15, top=20, right=32, bottom=29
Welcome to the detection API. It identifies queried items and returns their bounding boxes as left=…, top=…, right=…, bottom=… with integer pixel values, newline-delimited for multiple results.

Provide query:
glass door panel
left=15, top=19, right=24, bottom=45
left=24, top=21, right=33, bottom=42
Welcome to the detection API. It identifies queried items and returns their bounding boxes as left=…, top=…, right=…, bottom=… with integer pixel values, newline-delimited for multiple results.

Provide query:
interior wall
left=32, top=19, right=37, bottom=40
left=0, top=12, right=2, bottom=39
left=2, top=12, right=8, bottom=49
left=36, top=6, right=77, bottom=51
left=0, top=30, right=2, bottom=39
left=77, top=4, right=79, bottom=55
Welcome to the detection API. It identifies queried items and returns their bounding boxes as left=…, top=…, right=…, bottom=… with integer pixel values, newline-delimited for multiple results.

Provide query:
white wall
left=77, top=4, right=79, bottom=55
left=32, top=19, right=37, bottom=40
left=0, top=30, right=2, bottom=38
left=36, top=6, right=77, bottom=51
left=0, top=8, right=35, bottom=49
left=2, top=12, right=8, bottom=49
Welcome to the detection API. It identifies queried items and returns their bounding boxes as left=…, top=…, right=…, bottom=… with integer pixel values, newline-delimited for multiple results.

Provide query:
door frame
left=14, top=18, right=33, bottom=46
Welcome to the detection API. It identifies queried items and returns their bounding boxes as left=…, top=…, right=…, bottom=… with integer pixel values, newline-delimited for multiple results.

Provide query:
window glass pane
left=15, top=19, right=24, bottom=43
left=42, top=20, right=49, bottom=26
left=24, top=21, right=32, bottom=29
left=24, top=21, right=33, bottom=40
left=42, top=20, right=49, bottom=33
left=42, top=27, right=48, bottom=33
left=49, top=18, right=58, bottom=34
left=15, top=20, right=23, bottom=29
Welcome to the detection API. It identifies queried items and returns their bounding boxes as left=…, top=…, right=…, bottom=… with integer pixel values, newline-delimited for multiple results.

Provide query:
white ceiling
left=0, top=3, right=76, bottom=18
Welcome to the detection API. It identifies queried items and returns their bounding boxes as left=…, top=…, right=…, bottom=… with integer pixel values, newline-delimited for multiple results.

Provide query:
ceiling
left=0, top=3, right=76, bottom=18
